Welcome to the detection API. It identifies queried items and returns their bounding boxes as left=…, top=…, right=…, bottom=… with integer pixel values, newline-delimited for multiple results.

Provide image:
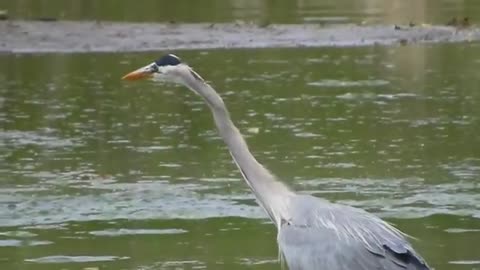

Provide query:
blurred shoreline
left=1, top=21, right=479, bottom=54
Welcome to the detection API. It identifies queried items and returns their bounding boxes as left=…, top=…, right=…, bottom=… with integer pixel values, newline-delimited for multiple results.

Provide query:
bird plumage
left=122, top=54, right=431, bottom=270
left=278, top=195, right=429, bottom=270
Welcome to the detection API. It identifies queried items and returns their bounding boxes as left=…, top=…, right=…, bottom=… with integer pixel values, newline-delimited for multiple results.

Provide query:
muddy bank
left=1, top=21, right=479, bottom=53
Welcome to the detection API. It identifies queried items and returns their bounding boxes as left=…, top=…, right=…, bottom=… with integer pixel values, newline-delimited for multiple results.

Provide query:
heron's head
left=122, top=54, right=198, bottom=85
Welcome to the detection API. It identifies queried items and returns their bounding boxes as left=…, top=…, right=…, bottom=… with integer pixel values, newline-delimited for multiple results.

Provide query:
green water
left=1, top=45, right=479, bottom=269
left=1, top=1, right=480, bottom=269
left=1, top=0, right=480, bottom=25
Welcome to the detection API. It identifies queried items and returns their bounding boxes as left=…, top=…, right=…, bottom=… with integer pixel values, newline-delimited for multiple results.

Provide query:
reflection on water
left=1, top=0, right=480, bottom=25
left=1, top=46, right=479, bottom=269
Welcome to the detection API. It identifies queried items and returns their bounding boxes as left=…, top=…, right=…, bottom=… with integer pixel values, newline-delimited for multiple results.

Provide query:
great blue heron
left=122, top=54, right=430, bottom=270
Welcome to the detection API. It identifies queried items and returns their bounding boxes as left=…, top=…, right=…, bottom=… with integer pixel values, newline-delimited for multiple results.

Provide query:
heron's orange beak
left=122, top=67, right=154, bottom=81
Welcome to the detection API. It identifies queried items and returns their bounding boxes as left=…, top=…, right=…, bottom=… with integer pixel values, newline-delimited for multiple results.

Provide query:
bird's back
left=277, top=194, right=429, bottom=270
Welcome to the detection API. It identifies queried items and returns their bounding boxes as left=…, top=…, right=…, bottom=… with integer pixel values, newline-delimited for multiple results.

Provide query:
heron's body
left=122, top=54, right=430, bottom=270
left=279, top=194, right=428, bottom=270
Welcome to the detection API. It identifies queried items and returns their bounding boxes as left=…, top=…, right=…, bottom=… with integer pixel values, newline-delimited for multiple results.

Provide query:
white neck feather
left=181, top=67, right=293, bottom=227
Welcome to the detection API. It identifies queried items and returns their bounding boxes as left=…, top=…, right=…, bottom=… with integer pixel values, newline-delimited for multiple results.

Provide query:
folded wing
left=278, top=195, right=429, bottom=270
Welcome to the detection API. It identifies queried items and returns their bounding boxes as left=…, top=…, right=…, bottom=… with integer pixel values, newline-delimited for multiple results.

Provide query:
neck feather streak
left=184, top=77, right=292, bottom=227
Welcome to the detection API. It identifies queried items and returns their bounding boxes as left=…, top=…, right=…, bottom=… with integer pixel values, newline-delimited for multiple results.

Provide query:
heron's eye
left=150, top=64, right=159, bottom=73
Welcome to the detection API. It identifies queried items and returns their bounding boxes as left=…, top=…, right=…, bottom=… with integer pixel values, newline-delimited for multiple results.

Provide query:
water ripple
left=449, top=260, right=480, bottom=265
left=25, top=255, right=129, bottom=264
left=89, top=228, right=187, bottom=236
left=308, top=79, right=389, bottom=88
left=1, top=175, right=478, bottom=227
left=300, top=178, right=480, bottom=219
left=0, top=131, right=79, bottom=148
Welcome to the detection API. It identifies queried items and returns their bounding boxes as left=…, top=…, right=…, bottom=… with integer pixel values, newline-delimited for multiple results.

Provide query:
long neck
left=183, top=74, right=293, bottom=227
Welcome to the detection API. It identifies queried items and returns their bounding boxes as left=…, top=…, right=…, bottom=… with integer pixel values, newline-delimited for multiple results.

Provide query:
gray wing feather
left=278, top=195, right=429, bottom=270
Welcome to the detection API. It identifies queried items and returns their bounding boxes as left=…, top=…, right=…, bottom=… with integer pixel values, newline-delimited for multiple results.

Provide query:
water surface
left=1, top=0, right=479, bottom=25
left=1, top=46, right=479, bottom=269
